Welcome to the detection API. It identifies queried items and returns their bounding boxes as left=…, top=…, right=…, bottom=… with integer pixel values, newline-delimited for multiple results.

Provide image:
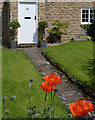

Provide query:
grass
left=2, top=48, right=68, bottom=118
left=44, top=41, right=94, bottom=91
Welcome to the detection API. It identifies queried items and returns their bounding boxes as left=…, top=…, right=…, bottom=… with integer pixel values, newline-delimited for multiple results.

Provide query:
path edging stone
left=41, top=51, right=95, bottom=102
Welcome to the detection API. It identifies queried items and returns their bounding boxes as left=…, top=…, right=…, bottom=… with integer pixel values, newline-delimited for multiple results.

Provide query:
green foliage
left=47, top=27, right=63, bottom=36
left=47, top=21, right=69, bottom=36
left=87, top=36, right=92, bottom=40
left=80, top=24, right=90, bottom=34
left=2, top=96, right=16, bottom=118
left=80, top=24, right=95, bottom=40
left=9, top=20, right=20, bottom=41
left=76, top=35, right=87, bottom=39
left=70, top=37, right=75, bottom=42
left=52, top=21, right=69, bottom=30
left=26, top=79, right=70, bottom=119
left=87, top=24, right=95, bottom=41
left=38, top=21, right=48, bottom=41
left=71, top=34, right=92, bottom=42
left=9, top=20, right=20, bottom=30
left=38, top=21, right=48, bottom=30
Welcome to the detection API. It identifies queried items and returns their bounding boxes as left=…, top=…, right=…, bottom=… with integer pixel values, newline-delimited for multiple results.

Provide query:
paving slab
left=18, top=47, right=92, bottom=111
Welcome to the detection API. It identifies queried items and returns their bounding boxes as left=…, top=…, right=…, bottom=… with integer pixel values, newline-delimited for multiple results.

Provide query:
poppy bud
left=30, top=78, right=34, bottom=83
left=10, top=96, right=16, bottom=100
left=54, top=88, right=58, bottom=92
left=27, top=110, right=32, bottom=116
left=2, top=96, right=7, bottom=102
left=5, top=109, right=10, bottom=115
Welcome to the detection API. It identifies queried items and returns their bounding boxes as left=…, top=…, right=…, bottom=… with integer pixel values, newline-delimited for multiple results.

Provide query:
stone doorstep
left=41, top=51, right=95, bottom=103
left=17, top=43, right=37, bottom=48
left=17, top=41, right=69, bottom=48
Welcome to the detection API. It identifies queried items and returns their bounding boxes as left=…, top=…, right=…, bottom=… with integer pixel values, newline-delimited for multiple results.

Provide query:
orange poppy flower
left=44, top=74, right=62, bottom=85
left=69, top=100, right=94, bottom=117
left=40, top=82, right=56, bottom=94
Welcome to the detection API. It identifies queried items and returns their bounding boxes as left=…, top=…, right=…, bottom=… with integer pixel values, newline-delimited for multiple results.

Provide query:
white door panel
left=18, top=2, right=38, bottom=44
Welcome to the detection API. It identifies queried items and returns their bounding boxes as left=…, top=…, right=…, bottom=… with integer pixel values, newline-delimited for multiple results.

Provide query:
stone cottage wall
left=10, top=2, right=18, bottom=22
left=0, top=2, right=3, bottom=43
left=9, top=2, right=18, bottom=42
left=1, top=2, right=18, bottom=46
left=1, top=1, right=95, bottom=45
left=38, top=2, right=95, bottom=41
left=1, top=2, right=10, bottom=45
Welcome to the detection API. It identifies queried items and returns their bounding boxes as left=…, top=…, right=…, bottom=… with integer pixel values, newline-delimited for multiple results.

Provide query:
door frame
left=18, top=1, right=38, bottom=45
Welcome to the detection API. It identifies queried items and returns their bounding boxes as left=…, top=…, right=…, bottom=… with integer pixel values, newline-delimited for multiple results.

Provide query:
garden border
left=41, top=51, right=95, bottom=102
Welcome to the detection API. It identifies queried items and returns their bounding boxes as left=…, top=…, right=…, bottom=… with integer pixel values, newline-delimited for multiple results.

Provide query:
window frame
left=81, top=8, right=95, bottom=24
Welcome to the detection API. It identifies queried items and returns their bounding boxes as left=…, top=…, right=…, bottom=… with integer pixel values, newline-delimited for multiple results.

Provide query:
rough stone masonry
left=1, top=1, right=95, bottom=44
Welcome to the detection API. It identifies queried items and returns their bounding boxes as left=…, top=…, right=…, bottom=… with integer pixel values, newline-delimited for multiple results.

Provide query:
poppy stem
left=51, top=85, right=52, bottom=106
left=53, top=91, right=55, bottom=100
left=44, top=92, right=47, bottom=112
left=3, top=101, right=5, bottom=119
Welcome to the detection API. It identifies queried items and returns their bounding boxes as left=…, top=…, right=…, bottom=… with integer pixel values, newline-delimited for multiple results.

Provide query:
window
left=81, top=8, right=95, bottom=24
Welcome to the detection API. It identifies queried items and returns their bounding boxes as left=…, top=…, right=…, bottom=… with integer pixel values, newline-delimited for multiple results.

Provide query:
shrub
left=47, top=21, right=69, bottom=36
left=38, top=21, right=48, bottom=30
left=9, top=20, right=20, bottom=40
left=87, top=24, right=95, bottom=41
left=70, top=37, right=75, bottom=42
left=38, top=21, right=48, bottom=41
left=80, top=24, right=90, bottom=34
left=80, top=24, right=95, bottom=41
left=9, top=20, right=20, bottom=31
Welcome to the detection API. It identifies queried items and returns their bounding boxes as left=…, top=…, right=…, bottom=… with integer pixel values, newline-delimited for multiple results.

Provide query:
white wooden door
left=18, top=2, right=38, bottom=44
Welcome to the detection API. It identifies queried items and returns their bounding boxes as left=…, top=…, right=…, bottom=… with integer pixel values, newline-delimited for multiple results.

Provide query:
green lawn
left=2, top=49, right=68, bottom=118
left=44, top=41, right=94, bottom=91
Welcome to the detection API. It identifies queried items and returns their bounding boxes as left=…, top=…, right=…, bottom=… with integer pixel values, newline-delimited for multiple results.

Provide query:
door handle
left=35, top=16, right=36, bottom=20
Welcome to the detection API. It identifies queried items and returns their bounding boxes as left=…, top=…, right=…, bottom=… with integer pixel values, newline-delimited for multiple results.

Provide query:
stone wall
left=38, top=2, right=95, bottom=41
left=0, top=2, right=3, bottom=43
left=9, top=2, right=18, bottom=42
left=1, top=2, right=95, bottom=45
left=10, top=2, right=18, bottom=22
left=1, top=2, right=10, bottom=45
left=1, top=2, right=18, bottom=46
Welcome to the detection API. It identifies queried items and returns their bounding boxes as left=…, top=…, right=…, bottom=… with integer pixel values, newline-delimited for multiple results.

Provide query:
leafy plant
left=80, top=24, right=95, bottom=41
left=47, top=21, right=69, bottom=36
left=70, top=37, right=75, bottom=42
left=38, top=21, right=48, bottom=41
left=80, top=24, right=90, bottom=34
left=26, top=75, right=70, bottom=119
left=38, top=21, right=48, bottom=30
left=71, top=34, right=92, bottom=42
left=9, top=20, right=20, bottom=41
left=9, top=20, right=20, bottom=31
left=87, top=36, right=92, bottom=40
left=87, top=24, right=95, bottom=41
left=77, top=34, right=87, bottom=39
left=2, top=96, right=16, bottom=118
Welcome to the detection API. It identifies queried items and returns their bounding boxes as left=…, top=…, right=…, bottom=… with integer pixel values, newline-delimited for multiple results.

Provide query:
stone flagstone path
left=18, top=47, right=91, bottom=111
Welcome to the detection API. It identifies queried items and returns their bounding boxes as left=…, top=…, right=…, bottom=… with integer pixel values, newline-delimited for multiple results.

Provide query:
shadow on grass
left=82, top=42, right=95, bottom=92
left=86, top=59, right=95, bottom=91
left=81, top=58, right=95, bottom=92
